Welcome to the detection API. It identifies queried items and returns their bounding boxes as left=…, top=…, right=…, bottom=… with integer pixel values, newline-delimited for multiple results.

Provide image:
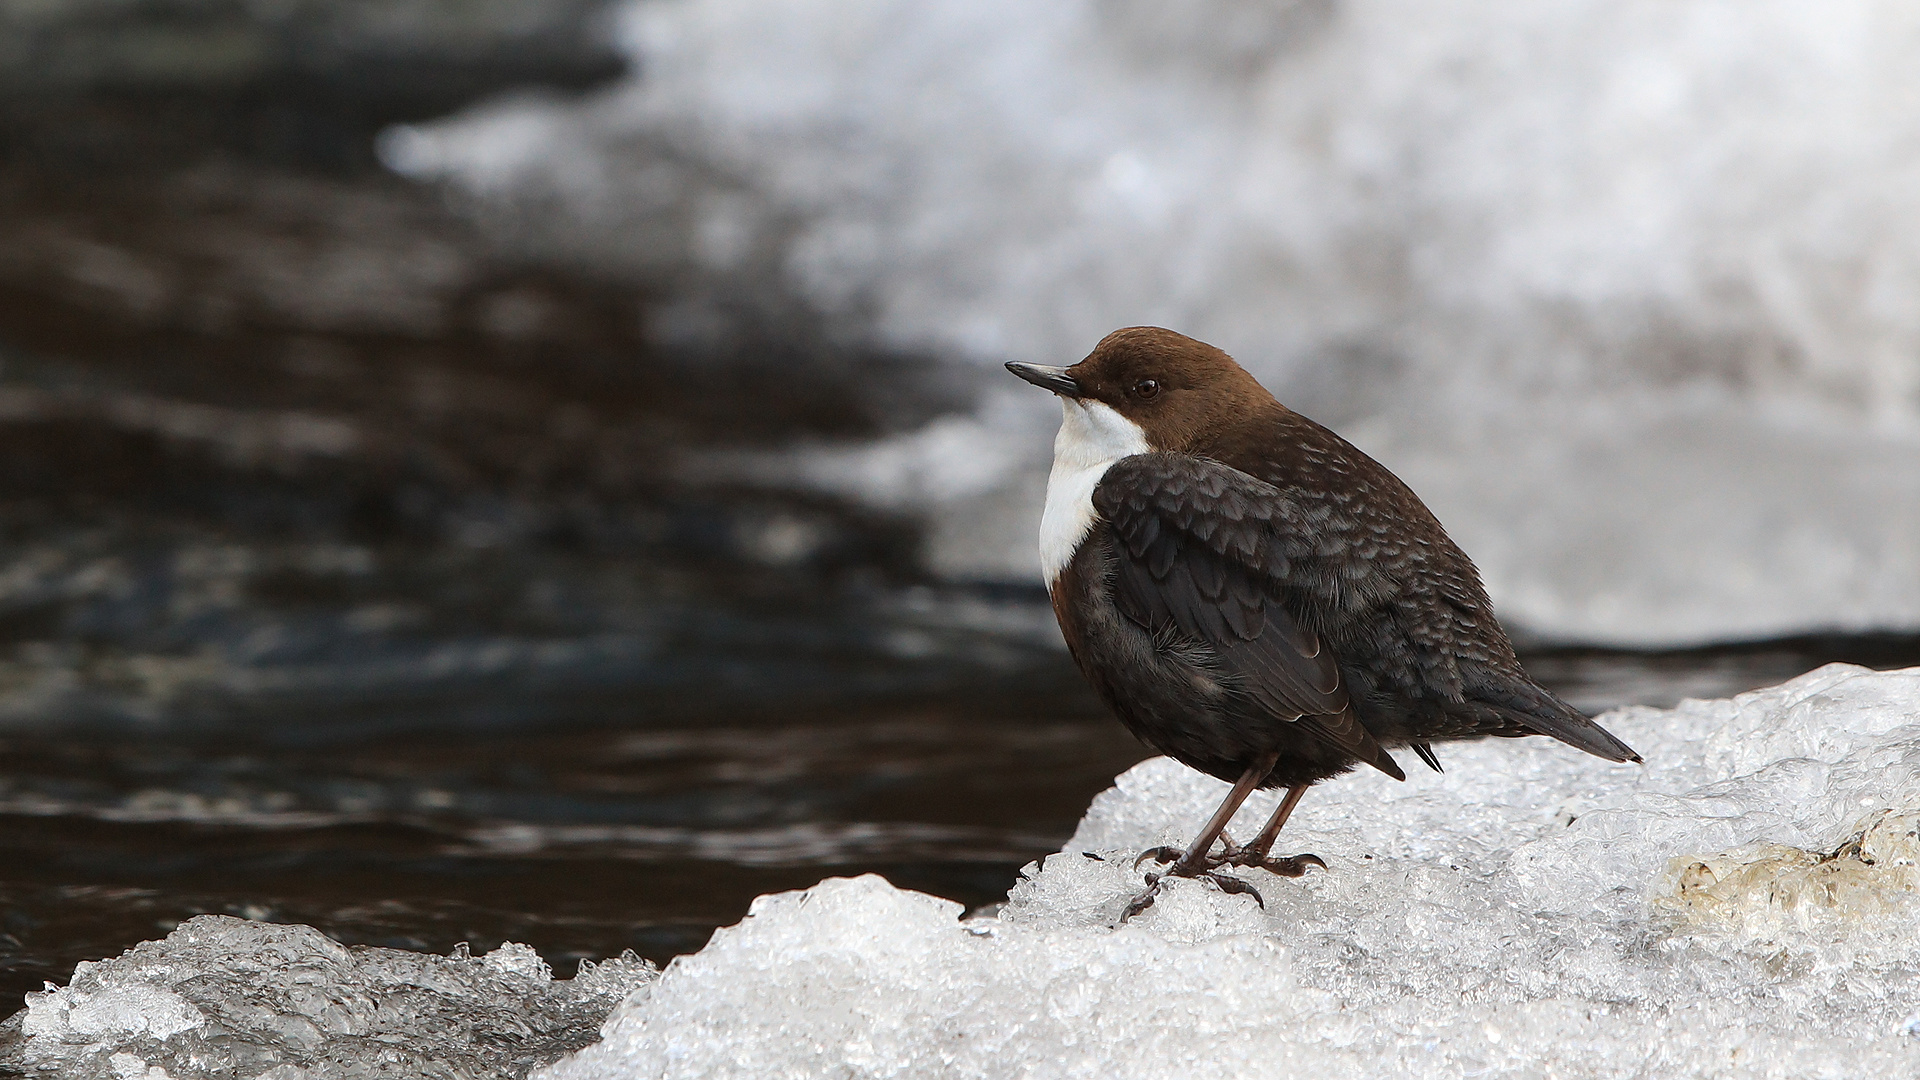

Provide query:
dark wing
left=1093, top=453, right=1405, bottom=781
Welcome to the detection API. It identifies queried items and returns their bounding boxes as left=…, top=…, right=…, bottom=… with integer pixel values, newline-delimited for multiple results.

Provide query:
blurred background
left=4, top=0, right=1920, bottom=1002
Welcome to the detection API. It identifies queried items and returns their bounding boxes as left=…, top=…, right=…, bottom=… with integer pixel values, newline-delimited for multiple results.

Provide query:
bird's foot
left=1213, top=849, right=1328, bottom=878
left=1131, top=840, right=1327, bottom=886
left=1118, top=863, right=1269, bottom=923
left=1131, top=840, right=1245, bottom=873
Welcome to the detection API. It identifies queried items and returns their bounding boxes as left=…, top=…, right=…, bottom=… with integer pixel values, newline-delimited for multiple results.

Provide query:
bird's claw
left=1119, top=872, right=1165, bottom=921
left=1198, top=871, right=1265, bottom=907
left=1118, top=868, right=1267, bottom=922
left=1215, top=851, right=1327, bottom=878
left=1132, top=846, right=1187, bottom=870
left=1118, top=863, right=1277, bottom=922
left=1117, top=849, right=1330, bottom=922
left=1119, top=842, right=1328, bottom=922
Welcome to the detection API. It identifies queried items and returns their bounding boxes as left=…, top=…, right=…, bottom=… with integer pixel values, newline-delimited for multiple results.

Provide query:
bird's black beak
left=1005, top=362, right=1081, bottom=397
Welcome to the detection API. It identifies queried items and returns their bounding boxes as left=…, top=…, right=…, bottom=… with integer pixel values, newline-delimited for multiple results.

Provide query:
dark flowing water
left=4, top=10, right=1920, bottom=1012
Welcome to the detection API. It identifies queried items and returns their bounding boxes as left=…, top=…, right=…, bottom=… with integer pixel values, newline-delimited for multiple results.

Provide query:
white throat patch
left=1038, top=398, right=1151, bottom=587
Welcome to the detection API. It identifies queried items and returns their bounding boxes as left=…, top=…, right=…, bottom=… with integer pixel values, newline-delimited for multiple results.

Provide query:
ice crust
left=382, top=0, right=1920, bottom=643
left=3, top=916, right=657, bottom=1080
left=542, top=664, right=1920, bottom=1079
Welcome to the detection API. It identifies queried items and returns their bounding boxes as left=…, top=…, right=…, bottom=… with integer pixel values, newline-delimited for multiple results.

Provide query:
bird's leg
left=1123, top=754, right=1277, bottom=920
left=1215, top=784, right=1326, bottom=877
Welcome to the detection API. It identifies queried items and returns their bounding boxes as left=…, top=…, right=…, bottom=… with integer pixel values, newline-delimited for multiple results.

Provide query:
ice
left=383, top=1, right=1920, bottom=643
left=537, top=663, right=1920, bottom=1078
left=3, top=916, right=656, bottom=1080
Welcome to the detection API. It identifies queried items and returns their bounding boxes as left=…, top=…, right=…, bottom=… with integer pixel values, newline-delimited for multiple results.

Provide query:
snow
left=541, top=663, right=1920, bottom=1078
left=4, top=917, right=656, bottom=1080
left=380, top=0, right=1920, bottom=644
left=10, top=664, right=1920, bottom=1078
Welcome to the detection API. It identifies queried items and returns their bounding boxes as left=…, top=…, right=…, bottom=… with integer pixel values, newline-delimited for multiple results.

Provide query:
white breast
left=1038, top=398, right=1151, bottom=588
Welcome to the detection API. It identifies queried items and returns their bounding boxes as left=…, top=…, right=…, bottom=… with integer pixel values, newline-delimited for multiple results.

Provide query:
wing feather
left=1094, top=453, right=1404, bottom=780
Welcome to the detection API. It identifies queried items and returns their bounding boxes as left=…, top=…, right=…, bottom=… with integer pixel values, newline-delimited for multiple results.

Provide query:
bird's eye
left=1132, top=379, right=1161, bottom=400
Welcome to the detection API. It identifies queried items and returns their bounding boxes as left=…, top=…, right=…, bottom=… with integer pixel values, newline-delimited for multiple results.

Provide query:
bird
left=1006, top=326, right=1640, bottom=918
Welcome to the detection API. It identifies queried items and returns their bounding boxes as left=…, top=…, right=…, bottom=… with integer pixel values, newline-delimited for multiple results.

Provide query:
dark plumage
left=1007, top=326, right=1639, bottom=915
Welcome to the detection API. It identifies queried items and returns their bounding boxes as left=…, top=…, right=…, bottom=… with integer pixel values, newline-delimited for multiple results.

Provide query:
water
left=0, top=665, right=1131, bottom=999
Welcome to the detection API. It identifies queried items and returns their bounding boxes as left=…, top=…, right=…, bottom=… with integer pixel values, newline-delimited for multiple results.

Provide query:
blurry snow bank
left=6, top=916, right=655, bottom=1080
left=388, top=0, right=1920, bottom=645
left=542, top=663, right=1920, bottom=1079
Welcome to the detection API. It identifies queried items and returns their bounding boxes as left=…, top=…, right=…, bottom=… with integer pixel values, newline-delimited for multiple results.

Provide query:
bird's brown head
left=1005, top=326, right=1278, bottom=453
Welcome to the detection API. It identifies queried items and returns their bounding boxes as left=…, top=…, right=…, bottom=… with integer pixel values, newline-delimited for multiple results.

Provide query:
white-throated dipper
left=1007, top=326, right=1640, bottom=917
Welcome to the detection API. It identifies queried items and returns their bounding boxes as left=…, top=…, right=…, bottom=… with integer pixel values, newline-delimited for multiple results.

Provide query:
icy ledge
left=549, top=664, right=1920, bottom=1079
left=10, top=665, right=1920, bottom=1079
